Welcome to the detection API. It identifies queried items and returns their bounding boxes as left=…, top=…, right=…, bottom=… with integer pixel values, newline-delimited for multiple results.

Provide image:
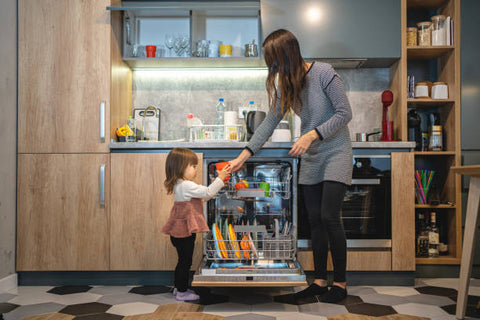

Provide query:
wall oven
left=297, top=153, right=392, bottom=249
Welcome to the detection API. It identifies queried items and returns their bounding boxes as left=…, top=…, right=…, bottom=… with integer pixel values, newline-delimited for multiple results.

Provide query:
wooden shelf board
left=407, top=46, right=454, bottom=60
left=414, top=151, right=456, bottom=156
left=416, top=256, right=460, bottom=265
left=123, top=57, right=267, bottom=69
left=407, top=0, right=448, bottom=10
left=415, top=204, right=456, bottom=209
left=407, top=98, right=455, bottom=106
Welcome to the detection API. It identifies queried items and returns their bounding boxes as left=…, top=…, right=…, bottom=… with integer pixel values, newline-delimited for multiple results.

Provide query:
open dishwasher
left=192, top=158, right=307, bottom=287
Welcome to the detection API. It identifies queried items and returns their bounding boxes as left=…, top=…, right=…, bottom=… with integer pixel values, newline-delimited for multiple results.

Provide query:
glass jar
left=431, top=15, right=446, bottom=46
left=407, top=27, right=418, bottom=46
left=417, top=21, right=432, bottom=46
left=429, top=125, right=443, bottom=151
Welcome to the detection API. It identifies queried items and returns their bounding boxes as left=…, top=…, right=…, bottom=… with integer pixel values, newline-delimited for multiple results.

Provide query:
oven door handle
left=351, top=178, right=381, bottom=185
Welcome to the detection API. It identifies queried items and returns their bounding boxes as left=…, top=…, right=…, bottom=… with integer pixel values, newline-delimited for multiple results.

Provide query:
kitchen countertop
left=109, top=141, right=415, bottom=150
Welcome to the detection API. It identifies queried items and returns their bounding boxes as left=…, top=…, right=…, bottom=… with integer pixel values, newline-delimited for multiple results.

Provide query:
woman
left=229, top=29, right=352, bottom=303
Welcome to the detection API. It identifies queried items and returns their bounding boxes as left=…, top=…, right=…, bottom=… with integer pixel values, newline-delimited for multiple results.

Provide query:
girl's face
left=183, top=163, right=198, bottom=181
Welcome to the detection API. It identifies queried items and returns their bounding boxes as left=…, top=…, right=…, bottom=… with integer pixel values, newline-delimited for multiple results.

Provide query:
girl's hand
left=217, top=164, right=231, bottom=181
left=289, top=130, right=318, bottom=157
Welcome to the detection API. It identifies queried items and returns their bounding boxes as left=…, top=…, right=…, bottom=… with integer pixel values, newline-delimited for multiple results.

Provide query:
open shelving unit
left=390, top=0, right=462, bottom=265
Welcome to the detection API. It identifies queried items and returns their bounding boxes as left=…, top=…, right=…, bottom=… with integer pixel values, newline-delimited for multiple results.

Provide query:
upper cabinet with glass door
left=107, top=1, right=265, bottom=68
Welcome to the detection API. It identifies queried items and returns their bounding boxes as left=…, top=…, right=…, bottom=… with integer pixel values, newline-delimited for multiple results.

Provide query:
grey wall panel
left=0, top=0, right=17, bottom=279
left=461, top=0, right=480, bottom=150
left=260, top=0, right=400, bottom=59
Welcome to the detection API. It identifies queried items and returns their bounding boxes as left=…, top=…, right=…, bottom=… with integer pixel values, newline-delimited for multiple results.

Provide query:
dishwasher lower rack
left=205, top=231, right=296, bottom=261
left=192, top=231, right=307, bottom=287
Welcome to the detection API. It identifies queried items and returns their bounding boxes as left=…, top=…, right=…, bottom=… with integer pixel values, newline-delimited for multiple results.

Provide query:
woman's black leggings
left=301, top=181, right=347, bottom=283
left=170, top=234, right=196, bottom=292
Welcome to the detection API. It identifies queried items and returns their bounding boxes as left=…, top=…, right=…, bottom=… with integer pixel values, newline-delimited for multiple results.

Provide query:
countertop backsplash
left=132, top=67, right=389, bottom=141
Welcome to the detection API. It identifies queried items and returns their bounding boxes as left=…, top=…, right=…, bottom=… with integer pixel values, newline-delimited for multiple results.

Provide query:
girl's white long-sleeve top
left=173, top=178, right=224, bottom=202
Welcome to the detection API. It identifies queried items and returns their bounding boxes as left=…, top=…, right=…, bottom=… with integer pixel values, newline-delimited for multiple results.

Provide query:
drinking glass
left=164, top=34, right=174, bottom=57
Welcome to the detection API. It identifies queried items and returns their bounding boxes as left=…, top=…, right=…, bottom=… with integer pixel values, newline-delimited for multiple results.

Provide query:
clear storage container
left=431, top=15, right=446, bottom=46
left=417, top=21, right=432, bottom=46
left=407, top=27, right=417, bottom=46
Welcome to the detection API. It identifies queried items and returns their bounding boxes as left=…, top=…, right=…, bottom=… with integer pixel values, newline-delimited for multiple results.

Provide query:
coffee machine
left=408, top=109, right=422, bottom=150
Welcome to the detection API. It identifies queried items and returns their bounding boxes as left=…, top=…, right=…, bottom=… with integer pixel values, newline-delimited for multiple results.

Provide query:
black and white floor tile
left=1, top=278, right=480, bottom=319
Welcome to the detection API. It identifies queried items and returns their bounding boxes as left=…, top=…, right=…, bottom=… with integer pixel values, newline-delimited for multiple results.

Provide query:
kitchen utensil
left=380, top=90, right=394, bottom=141
left=355, top=130, right=381, bottom=142
left=244, top=40, right=258, bottom=57
left=213, top=223, right=227, bottom=258
left=228, top=224, right=241, bottom=258
left=246, top=111, right=266, bottom=140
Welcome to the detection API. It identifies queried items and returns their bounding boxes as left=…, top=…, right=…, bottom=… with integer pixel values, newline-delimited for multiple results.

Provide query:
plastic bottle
left=126, top=116, right=136, bottom=142
left=248, top=100, right=257, bottom=112
left=216, top=98, right=226, bottom=139
left=186, top=113, right=194, bottom=141
left=186, top=113, right=204, bottom=141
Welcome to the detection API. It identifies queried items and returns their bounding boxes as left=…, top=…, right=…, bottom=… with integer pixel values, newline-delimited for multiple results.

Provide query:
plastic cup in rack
left=215, top=162, right=230, bottom=181
left=259, top=182, right=270, bottom=197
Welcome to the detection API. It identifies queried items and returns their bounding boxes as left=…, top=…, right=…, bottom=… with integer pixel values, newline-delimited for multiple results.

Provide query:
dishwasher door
left=192, top=158, right=307, bottom=287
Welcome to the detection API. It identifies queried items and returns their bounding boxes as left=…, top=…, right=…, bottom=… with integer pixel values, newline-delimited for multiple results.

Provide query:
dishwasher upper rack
left=212, top=175, right=292, bottom=200
left=205, top=231, right=296, bottom=261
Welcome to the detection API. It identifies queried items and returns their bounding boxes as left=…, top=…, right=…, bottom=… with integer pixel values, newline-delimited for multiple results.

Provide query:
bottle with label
left=216, top=98, right=225, bottom=139
left=126, top=116, right=136, bottom=142
left=416, top=212, right=429, bottom=257
left=428, top=212, right=440, bottom=258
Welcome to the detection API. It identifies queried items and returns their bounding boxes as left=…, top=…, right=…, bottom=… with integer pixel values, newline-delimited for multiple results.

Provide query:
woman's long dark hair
left=164, top=148, right=198, bottom=194
left=262, top=29, right=307, bottom=116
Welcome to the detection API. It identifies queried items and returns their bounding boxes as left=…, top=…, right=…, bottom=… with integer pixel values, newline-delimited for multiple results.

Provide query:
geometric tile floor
left=1, top=278, right=480, bottom=320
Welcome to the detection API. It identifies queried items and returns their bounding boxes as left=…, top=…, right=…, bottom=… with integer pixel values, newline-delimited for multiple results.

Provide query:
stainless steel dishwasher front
left=192, top=157, right=307, bottom=287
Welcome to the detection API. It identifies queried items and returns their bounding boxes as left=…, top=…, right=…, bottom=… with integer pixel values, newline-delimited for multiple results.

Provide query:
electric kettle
left=246, top=111, right=266, bottom=141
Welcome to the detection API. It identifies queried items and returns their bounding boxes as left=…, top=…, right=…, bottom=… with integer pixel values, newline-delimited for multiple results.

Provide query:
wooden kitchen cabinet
left=110, top=153, right=203, bottom=270
left=17, top=154, right=110, bottom=271
left=390, top=0, right=462, bottom=264
left=18, top=0, right=131, bottom=153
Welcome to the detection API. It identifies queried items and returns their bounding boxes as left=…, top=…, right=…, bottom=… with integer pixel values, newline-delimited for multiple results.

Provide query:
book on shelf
left=407, top=75, right=415, bottom=99
left=446, top=16, right=451, bottom=46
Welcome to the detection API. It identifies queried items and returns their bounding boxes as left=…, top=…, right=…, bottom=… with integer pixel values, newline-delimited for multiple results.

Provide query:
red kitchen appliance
left=380, top=90, right=394, bottom=141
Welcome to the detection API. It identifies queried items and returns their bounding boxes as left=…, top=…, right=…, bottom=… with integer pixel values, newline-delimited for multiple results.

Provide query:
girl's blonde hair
left=164, top=148, right=198, bottom=194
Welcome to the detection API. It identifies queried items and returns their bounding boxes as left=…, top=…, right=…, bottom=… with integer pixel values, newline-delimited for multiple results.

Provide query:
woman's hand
left=229, top=157, right=245, bottom=172
left=289, top=130, right=319, bottom=157
left=229, top=149, right=252, bottom=172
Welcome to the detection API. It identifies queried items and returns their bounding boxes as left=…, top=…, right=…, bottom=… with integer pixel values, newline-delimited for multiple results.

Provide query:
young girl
left=161, top=148, right=230, bottom=301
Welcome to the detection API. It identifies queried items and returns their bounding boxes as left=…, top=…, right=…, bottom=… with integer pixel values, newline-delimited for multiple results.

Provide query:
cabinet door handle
left=100, top=101, right=106, bottom=142
left=100, top=164, right=105, bottom=208
left=351, top=179, right=381, bottom=185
